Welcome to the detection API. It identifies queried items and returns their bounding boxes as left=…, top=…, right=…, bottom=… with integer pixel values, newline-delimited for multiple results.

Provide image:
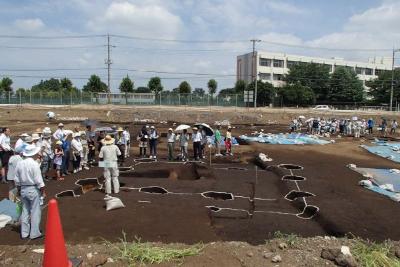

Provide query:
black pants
left=72, top=154, right=81, bottom=170
left=117, top=144, right=125, bottom=165
left=149, top=140, right=157, bottom=156
left=139, top=147, right=147, bottom=157
left=193, top=142, right=201, bottom=160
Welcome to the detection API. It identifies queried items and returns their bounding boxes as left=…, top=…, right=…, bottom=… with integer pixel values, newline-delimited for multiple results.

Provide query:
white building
left=236, top=51, right=393, bottom=87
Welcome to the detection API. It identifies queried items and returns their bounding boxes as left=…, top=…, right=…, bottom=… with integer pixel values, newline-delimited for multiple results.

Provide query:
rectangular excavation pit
left=278, top=164, right=304, bottom=170
left=56, top=190, right=80, bottom=198
left=139, top=186, right=169, bottom=194
left=75, top=178, right=103, bottom=194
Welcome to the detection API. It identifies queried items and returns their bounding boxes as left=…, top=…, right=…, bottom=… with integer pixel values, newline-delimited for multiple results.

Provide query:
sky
left=0, top=0, right=399, bottom=92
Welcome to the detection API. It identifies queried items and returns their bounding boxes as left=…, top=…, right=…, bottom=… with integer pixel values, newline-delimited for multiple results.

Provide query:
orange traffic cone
left=43, top=199, right=72, bottom=267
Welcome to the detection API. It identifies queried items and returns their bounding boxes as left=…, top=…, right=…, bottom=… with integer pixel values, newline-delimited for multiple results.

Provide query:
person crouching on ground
left=71, top=132, right=83, bottom=173
left=192, top=127, right=202, bottom=160
left=54, top=141, right=64, bottom=181
left=14, top=144, right=46, bottom=240
left=99, top=135, right=121, bottom=195
left=179, top=129, right=189, bottom=161
left=225, top=126, right=233, bottom=156
left=149, top=126, right=159, bottom=159
left=167, top=128, right=176, bottom=161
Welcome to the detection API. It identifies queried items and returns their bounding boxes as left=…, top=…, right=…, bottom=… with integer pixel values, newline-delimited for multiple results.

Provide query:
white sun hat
left=22, top=144, right=41, bottom=157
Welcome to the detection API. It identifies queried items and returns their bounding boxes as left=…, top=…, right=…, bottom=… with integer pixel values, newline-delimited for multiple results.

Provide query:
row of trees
left=1, top=63, right=398, bottom=107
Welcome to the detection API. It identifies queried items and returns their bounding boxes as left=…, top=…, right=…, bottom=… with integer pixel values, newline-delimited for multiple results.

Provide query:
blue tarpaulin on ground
left=351, top=167, right=400, bottom=202
left=239, top=133, right=330, bottom=145
left=0, top=199, right=19, bottom=222
left=361, top=141, right=400, bottom=163
left=209, top=136, right=239, bottom=146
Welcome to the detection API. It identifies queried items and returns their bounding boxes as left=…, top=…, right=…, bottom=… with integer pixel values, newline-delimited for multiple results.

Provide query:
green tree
left=0, top=77, right=13, bottom=96
left=119, top=75, right=134, bottom=93
left=246, top=80, right=276, bottom=107
left=82, top=75, right=107, bottom=93
left=207, top=79, right=217, bottom=96
left=60, top=77, right=78, bottom=94
left=218, top=88, right=236, bottom=96
left=148, top=77, right=163, bottom=95
left=329, top=67, right=364, bottom=103
left=15, top=88, right=26, bottom=97
left=367, top=69, right=400, bottom=104
left=178, top=81, right=192, bottom=94
left=234, top=80, right=247, bottom=94
left=31, top=78, right=61, bottom=92
left=136, top=86, right=151, bottom=93
left=278, top=83, right=315, bottom=106
left=284, top=63, right=330, bottom=102
left=193, top=88, right=205, bottom=96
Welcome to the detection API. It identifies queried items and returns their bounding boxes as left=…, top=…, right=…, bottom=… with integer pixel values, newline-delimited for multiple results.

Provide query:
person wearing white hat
left=192, top=127, right=202, bottom=160
left=99, top=135, right=121, bottom=195
left=167, top=128, right=176, bottom=161
left=71, top=132, right=83, bottom=173
left=149, top=126, right=159, bottom=159
left=15, top=133, right=29, bottom=151
left=53, top=123, right=65, bottom=141
left=14, top=144, right=46, bottom=239
left=39, top=132, right=53, bottom=180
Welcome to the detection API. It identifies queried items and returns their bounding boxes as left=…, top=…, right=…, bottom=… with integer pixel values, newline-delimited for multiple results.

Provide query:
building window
left=287, top=60, right=298, bottom=69
left=259, top=73, right=271, bottom=80
left=273, top=74, right=283, bottom=81
left=365, top=68, right=373, bottom=75
left=273, top=59, right=284, bottom=68
left=356, top=67, right=364, bottom=75
left=259, top=58, right=272, bottom=67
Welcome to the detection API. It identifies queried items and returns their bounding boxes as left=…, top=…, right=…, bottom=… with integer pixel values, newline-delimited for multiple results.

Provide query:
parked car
left=313, top=105, right=331, bottom=110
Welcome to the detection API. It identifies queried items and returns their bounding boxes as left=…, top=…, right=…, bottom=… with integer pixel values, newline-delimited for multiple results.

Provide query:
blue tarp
left=209, top=136, right=239, bottom=146
left=0, top=199, right=19, bottom=222
left=239, top=133, right=330, bottom=145
left=351, top=167, right=400, bottom=201
left=361, top=141, right=400, bottom=163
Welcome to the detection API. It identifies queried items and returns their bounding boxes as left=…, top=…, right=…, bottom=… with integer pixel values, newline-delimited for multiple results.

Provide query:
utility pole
left=390, top=48, right=400, bottom=111
left=251, top=39, right=261, bottom=108
left=105, top=34, right=113, bottom=102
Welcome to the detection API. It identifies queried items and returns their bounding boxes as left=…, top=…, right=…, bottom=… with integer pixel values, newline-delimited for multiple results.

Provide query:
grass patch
left=107, top=233, right=204, bottom=266
left=272, top=231, right=300, bottom=247
left=352, top=238, right=400, bottom=267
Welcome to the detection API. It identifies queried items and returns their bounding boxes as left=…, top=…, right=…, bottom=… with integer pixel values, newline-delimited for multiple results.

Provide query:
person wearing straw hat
left=115, top=127, right=126, bottom=166
left=14, top=144, right=46, bottom=240
left=53, top=123, right=65, bottom=141
left=99, top=135, right=121, bottom=195
left=71, top=132, right=83, bottom=173
left=192, top=127, right=202, bottom=160
left=167, top=128, right=176, bottom=161
left=0, top=127, right=12, bottom=183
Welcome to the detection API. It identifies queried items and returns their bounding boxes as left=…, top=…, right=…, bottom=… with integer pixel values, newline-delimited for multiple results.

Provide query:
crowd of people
left=289, top=117, right=398, bottom=137
left=0, top=122, right=234, bottom=239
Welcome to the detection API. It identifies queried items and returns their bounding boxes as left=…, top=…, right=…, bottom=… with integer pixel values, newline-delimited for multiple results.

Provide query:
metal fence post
left=40, top=91, right=42, bottom=104
left=60, top=91, right=63, bottom=105
left=19, top=91, right=22, bottom=106
left=8, top=91, right=10, bottom=104
left=70, top=91, right=72, bottom=105
left=178, top=94, right=181, bottom=106
left=235, top=94, right=238, bottom=111
left=216, top=95, right=219, bottom=106
left=80, top=90, right=82, bottom=104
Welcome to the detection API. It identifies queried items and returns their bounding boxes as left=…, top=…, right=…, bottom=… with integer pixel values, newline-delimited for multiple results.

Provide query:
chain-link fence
left=0, top=91, right=247, bottom=107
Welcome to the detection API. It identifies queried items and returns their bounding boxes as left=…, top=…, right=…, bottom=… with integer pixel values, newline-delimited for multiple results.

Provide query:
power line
left=0, top=67, right=106, bottom=72
left=0, top=45, right=106, bottom=50
left=0, top=34, right=106, bottom=39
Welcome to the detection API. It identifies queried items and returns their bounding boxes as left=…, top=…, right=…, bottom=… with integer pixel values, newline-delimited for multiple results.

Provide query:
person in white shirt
left=167, top=128, right=176, bottom=161
left=149, top=126, right=159, bottom=159
left=39, top=132, right=53, bottom=180
left=15, top=133, right=29, bottom=151
left=192, top=127, right=202, bottom=160
left=7, top=144, right=24, bottom=201
left=179, top=129, right=189, bottom=161
left=0, top=127, right=12, bottom=183
left=116, top=127, right=126, bottom=166
left=123, top=126, right=131, bottom=158
left=99, top=135, right=121, bottom=194
left=14, top=144, right=46, bottom=239
left=391, top=120, right=398, bottom=135
left=53, top=123, right=65, bottom=140
left=71, top=132, right=83, bottom=173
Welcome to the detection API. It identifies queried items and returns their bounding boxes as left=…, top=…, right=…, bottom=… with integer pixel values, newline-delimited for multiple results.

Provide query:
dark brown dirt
left=1, top=108, right=400, bottom=250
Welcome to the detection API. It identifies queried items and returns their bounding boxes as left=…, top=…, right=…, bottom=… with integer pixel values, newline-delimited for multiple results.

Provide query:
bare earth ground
left=0, top=105, right=400, bottom=266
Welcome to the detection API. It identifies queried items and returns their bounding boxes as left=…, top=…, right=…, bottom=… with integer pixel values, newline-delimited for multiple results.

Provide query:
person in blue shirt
left=367, top=118, right=374, bottom=134
left=61, top=132, right=72, bottom=175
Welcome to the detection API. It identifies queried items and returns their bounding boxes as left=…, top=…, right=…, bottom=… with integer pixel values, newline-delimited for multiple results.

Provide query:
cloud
left=14, top=18, right=44, bottom=31
left=259, top=32, right=303, bottom=45
left=87, top=1, right=182, bottom=39
left=264, top=1, right=308, bottom=14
